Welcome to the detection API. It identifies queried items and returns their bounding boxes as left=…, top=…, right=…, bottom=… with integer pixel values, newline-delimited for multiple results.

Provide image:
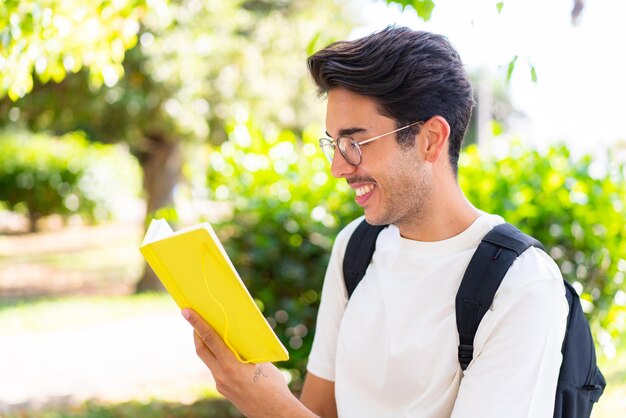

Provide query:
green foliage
left=3, top=397, right=243, bottom=418
left=136, top=0, right=351, bottom=143
left=205, top=120, right=360, bottom=381
left=0, top=0, right=154, bottom=101
left=1, top=0, right=352, bottom=149
left=506, top=55, right=518, bottom=81
left=460, top=143, right=626, bottom=354
left=386, top=0, right=435, bottom=20
left=0, top=0, right=355, bottom=292
left=529, top=62, right=538, bottom=83
left=0, top=130, right=141, bottom=228
left=208, top=130, right=626, bottom=377
left=504, top=54, right=539, bottom=84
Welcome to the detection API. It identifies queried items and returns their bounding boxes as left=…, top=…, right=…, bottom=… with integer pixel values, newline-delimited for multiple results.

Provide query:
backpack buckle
left=458, top=344, right=473, bottom=370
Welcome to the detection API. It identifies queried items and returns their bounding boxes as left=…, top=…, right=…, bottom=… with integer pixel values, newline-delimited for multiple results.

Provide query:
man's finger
left=193, top=329, right=220, bottom=370
left=182, top=308, right=232, bottom=360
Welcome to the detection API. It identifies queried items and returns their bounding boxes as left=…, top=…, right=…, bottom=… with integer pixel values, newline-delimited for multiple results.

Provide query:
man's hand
left=182, top=308, right=317, bottom=418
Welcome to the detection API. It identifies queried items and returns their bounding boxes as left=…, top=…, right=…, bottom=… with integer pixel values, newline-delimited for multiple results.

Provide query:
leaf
left=506, top=55, right=518, bottom=82
left=530, top=64, right=538, bottom=83
left=306, top=32, right=321, bottom=56
left=496, top=2, right=504, bottom=14
left=386, top=0, right=436, bottom=21
left=491, top=120, right=504, bottom=136
left=0, top=0, right=149, bottom=100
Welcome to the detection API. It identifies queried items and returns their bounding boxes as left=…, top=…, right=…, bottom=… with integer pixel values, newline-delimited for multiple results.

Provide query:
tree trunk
left=28, top=211, right=41, bottom=233
left=135, top=133, right=183, bottom=293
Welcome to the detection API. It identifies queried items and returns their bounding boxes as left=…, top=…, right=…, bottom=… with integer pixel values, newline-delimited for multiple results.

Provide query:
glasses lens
left=338, top=137, right=361, bottom=166
left=319, top=138, right=335, bottom=163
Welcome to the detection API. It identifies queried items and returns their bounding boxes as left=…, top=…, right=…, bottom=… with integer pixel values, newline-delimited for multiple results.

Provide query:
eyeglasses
left=318, top=120, right=423, bottom=166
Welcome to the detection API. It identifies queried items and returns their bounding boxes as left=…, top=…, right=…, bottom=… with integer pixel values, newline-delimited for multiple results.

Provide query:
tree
left=0, top=0, right=353, bottom=291
left=0, top=0, right=586, bottom=292
left=0, top=0, right=151, bottom=100
left=0, top=0, right=587, bottom=104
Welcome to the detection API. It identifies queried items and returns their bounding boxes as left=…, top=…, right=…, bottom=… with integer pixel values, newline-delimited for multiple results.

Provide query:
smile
left=355, top=184, right=375, bottom=197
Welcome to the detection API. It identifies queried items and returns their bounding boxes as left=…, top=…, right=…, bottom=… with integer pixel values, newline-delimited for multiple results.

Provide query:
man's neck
left=396, top=187, right=480, bottom=242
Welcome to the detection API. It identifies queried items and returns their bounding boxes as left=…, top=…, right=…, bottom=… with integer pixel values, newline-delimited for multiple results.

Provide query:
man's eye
left=352, top=140, right=365, bottom=149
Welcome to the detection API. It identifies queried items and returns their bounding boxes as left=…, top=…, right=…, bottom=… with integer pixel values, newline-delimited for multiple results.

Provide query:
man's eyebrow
left=325, top=127, right=368, bottom=138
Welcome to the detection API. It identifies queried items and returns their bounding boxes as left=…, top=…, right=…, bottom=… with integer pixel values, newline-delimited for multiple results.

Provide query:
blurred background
left=0, top=0, right=624, bottom=417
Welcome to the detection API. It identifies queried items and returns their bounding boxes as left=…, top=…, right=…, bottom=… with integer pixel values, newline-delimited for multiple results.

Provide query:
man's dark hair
left=307, top=26, right=475, bottom=174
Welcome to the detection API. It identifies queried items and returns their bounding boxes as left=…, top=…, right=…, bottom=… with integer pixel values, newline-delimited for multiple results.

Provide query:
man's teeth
left=355, top=184, right=374, bottom=197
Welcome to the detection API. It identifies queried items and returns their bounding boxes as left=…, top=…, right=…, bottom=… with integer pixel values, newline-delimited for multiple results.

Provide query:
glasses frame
left=319, top=120, right=423, bottom=166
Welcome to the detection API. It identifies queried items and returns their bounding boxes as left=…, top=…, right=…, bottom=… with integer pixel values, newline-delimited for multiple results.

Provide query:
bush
left=205, top=120, right=360, bottom=383
left=460, top=143, right=626, bottom=357
left=207, top=124, right=626, bottom=380
left=0, top=130, right=141, bottom=231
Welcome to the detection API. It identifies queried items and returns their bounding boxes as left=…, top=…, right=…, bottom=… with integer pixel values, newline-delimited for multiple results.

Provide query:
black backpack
left=342, top=220, right=606, bottom=418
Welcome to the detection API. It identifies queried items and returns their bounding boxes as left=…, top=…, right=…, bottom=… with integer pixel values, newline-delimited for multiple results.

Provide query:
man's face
left=325, top=88, right=433, bottom=228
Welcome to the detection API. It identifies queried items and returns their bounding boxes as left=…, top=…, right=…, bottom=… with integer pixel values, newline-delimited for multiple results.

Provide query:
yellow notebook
left=139, top=218, right=289, bottom=363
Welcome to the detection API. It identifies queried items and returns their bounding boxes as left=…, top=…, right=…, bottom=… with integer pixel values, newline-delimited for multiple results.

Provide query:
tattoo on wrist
left=253, top=364, right=269, bottom=383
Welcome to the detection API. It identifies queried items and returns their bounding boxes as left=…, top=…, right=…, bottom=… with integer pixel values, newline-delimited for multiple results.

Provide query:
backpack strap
left=342, top=220, right=387, bottom=299
left=456, top=223, right=544, bottom=370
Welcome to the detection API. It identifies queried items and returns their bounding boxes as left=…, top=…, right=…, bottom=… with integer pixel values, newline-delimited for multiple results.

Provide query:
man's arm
left=300, top=372, right=337, bottom=418
left=182, top=308, right=318, bottom=418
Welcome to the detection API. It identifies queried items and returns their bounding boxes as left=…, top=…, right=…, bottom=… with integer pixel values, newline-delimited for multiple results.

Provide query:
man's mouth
left=352, top=183, right=376, bottom=206
left=355, top=184, right=375, bottom=197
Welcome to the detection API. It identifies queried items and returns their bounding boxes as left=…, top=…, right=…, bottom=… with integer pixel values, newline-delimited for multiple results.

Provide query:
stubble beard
left=365, top=162, right=432, bottom=229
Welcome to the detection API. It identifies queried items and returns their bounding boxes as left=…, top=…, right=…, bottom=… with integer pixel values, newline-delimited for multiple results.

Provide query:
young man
left=183, top=27, right=568, bottom=417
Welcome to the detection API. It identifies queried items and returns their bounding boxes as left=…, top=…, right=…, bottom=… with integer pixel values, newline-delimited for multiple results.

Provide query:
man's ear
left=421, top=116, right=450, bottom=164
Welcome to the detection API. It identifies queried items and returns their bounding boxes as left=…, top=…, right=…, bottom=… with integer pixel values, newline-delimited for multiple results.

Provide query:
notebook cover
left=140, top=222, right=289, bottom=363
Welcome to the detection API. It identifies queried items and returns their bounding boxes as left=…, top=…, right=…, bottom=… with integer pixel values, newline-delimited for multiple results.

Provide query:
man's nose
left=330, top=150, right=357, bottom=178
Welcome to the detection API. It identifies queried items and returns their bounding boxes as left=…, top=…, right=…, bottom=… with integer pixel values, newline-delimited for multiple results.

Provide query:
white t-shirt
left=307, top=214, right=568, bottom=418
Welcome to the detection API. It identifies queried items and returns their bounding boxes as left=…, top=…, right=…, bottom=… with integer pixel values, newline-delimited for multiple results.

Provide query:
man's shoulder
left=477, top=217, right=566, bottom=302
left=494, top=244, right=566, bottom=308
left=508, top=245, right=563, bottom=283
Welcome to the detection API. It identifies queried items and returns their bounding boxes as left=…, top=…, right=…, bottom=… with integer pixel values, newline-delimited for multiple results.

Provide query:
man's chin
left=363, top=211, right=389, bottom=226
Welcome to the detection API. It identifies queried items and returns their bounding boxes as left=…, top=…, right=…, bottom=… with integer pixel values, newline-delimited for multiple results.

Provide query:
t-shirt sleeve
left=306, top=218, right=363, bottom=381
left=451, top=248, right=569, bottom=418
